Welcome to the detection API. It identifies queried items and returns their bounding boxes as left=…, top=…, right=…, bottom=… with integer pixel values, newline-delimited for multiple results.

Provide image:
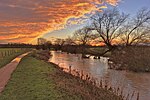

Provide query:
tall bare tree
left=54, top=38, right=65, bottom=50
left=54, top=38, right=65, bottom=46
left=73, top=26, right=95, bottom=46
left=91, top=8, right=128, bottom=49
left=64, top=36, right=76, bottom=45
left=72, top=26, right=95, bottom=57
left=120, top=8, right=150, bottom=46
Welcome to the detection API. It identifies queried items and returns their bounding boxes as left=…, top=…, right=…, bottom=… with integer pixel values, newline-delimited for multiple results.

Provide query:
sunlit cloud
left=0, top=0, right=120, bottom=43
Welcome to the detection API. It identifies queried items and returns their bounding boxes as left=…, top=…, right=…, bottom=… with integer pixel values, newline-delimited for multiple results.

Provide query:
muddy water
left=49, top=51, right=150, bottom=100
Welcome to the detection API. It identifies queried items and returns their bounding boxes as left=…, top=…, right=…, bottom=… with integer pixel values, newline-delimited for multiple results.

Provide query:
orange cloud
left=0, top=0, right=120, bottom=43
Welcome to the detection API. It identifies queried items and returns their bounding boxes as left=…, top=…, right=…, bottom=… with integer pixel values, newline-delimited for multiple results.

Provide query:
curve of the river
left=49, top=51, right=150, bottom=100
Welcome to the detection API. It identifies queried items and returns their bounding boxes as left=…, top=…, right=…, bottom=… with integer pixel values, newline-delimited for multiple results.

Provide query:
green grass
left=0, top=48, right=30, bottom=68
left=0, top=56, right=62, bottom=100
left=0, top=55, right=122, bottom=100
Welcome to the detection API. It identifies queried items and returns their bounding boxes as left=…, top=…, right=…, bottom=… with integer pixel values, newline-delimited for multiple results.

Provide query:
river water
left=49, top=51, right=150, bottom=100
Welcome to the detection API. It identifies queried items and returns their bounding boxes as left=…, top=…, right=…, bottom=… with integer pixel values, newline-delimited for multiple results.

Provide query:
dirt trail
left=0, top=53, right=29, bottom=93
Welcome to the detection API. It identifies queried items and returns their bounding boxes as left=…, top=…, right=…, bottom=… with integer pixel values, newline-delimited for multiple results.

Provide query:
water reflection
left=49, top=51, right=150, bottom=100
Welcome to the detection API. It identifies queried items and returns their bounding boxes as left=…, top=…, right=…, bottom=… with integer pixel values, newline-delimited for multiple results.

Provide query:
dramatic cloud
left=0, top=0, right=120, bottom=43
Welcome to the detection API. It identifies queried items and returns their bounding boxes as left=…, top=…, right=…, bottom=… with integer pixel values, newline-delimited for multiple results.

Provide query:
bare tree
left=91, top=8, right=128, bottom=50
left=72, top=27, right=95, bottom=57
left=73, top=26, right=95, bottom=46
left=64, top=36, right=76, bottom=45
left=54, top=38, right=65, bottom=50
left=120, top=8, right=150, bottom=46
left=54, top=38, right=65, bottom=46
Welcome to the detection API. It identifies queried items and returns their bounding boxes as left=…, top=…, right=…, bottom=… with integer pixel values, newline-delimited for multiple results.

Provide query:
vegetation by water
left=0, top=52, right=122, bottom=100
left=47, top=7, right=150, bottom=73
left=110, top=46, right=150, bottom=72
left=0, top=48, right=31, bottom=68
left=59, top=45, right=150, bottom=72
left=61, top=45, right=111, bottom=57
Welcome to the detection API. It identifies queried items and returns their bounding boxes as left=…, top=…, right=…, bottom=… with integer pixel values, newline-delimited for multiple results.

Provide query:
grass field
left=0, top=55, right=122, bottom=100
left=0, top=48, right=31, bottom=68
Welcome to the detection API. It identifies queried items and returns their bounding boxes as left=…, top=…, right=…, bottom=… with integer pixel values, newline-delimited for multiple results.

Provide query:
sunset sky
left=0, top=0, right=149, bottom=44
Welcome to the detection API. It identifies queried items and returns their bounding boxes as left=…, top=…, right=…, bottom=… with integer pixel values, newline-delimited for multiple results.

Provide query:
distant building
left=37, top=38, right=47, bottom=45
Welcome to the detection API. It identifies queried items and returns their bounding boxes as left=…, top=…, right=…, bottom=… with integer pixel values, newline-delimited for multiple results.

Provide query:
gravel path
left=0, top=53, right=29, bottom=93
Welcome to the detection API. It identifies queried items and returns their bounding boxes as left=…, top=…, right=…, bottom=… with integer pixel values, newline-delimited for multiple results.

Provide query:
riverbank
left=0, top=51, right=122, bottom=100
left=61, top=45, right=150, bottom=72
left=109, top=46, right=150, bottom=72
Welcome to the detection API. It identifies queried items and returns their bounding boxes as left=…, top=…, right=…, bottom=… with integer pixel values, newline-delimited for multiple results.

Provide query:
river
left=49, top=51, right=150, bottom=100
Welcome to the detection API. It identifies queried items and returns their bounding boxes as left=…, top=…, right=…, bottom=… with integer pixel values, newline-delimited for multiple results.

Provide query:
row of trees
left=49, top=8, right=150, bottom=56
left=70, top=8, right=150, bottom=50
left=0, top=43, right=35, bottom=48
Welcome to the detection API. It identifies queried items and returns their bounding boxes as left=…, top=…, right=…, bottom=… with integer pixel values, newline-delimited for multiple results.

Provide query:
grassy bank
left=110, top=46, right=150, bottom=72
left=0, top=55, right=122, bottom=100
left=0, top=48, right=31, bottom=68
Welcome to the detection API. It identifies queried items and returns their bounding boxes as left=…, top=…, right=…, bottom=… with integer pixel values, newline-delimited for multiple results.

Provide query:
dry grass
left=110, top=46, right=150, bottom=72
left=48, top=63, right=123, bottom=100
